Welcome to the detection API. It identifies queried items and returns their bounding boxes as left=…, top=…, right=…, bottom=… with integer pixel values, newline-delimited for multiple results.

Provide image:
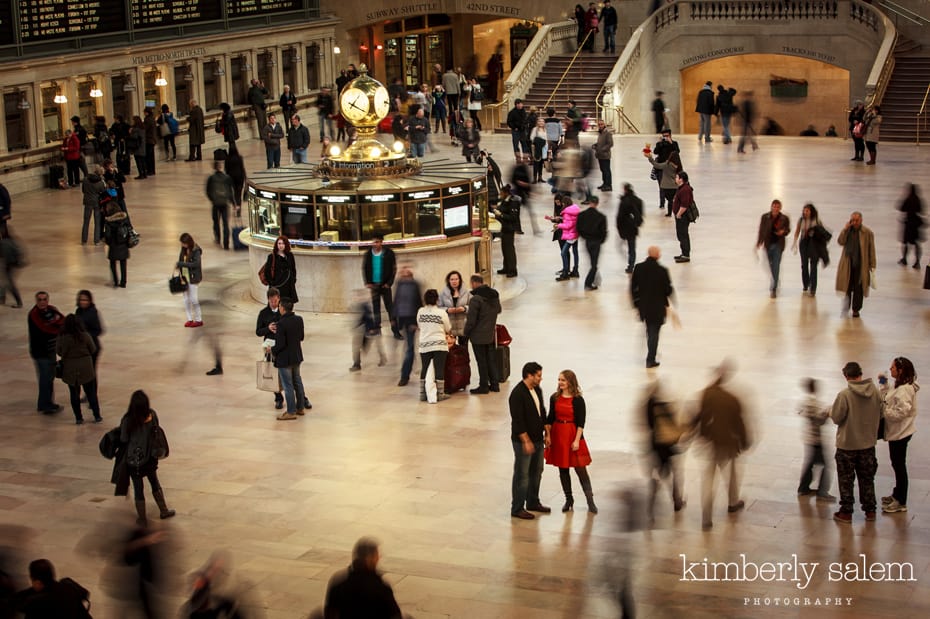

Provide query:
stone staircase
left=503, top=52, right=617, bottom=130
left=879, top=40, right=929, bottom=143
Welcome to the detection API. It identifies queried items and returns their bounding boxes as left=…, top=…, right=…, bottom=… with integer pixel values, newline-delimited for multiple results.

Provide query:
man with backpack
left=206, top=162, right=234, bottom=250
left=617, top=183, right=644, bottom=273
left=14, top=558, right=93, bottom=618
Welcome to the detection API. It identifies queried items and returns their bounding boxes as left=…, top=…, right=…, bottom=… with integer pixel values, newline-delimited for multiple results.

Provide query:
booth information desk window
left=248, top=187, right=281, bottom=238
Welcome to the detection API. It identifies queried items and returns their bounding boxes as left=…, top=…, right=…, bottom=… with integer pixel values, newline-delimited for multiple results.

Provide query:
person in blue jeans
left=509, top=362, right=549, bottom=519
left=28, top=291, right=65, bottom=414
left=288, top=115, right=310, bottom=164
left=270, top=298, right=309, bottom=420
left=756, top=199, right=791, bottom=298
left=392, top=265, right=422, bottom=387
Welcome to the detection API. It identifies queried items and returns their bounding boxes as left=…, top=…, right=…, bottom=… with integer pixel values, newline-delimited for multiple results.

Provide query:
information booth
left=243, top=165, right=490, bottom=312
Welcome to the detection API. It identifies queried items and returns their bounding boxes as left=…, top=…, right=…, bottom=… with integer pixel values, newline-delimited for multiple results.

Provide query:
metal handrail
left=877, top=0, right=930, bottom=26
left=918, top=82, right=930, bottom=146
left=867, top=33, right=897, bottom=108
left=543, top=29, right=595, bottom=111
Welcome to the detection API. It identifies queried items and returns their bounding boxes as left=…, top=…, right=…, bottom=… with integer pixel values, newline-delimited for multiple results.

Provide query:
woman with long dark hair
left=545, top=369, right=596, bottom=513
left=120, top=390, right=175, bottom=525
left=879, top=357, right=919, bottom=514
left=56, top=314, right=101, bottom=424
left=177, top=233, right=203, bottom=327
left=792, top=203, right=825, bottom=296
left=74, top=289, right=103, bottom=369
left=262, top=236, right=298, bottom=303
left=437, top=270, right=471, bottom=345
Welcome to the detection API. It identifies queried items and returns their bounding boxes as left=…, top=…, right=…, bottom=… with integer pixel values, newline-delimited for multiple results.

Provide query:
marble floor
left=1, top=130, right=930, bottom=618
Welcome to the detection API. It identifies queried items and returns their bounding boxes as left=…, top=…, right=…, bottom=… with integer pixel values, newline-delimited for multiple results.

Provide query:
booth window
left=41, top=86, right=63, bottom=144
left=231, top=57, right=248, bottom=105
left=258, top=52, right=274, bottom=95
left=4, top=92, right=30, bottom=151
left=203, top=62, right=220, bottom=110
left=319, top=202, right=358, bottom=241
left=403, top=200, right=442, bottom=237
left=282, top=49, right=297, bottom=95
left=361, top=202, right=403, bottom=240
left=143, top=71, right=160, bottom=110
left=306, top=44, right=320, bottom=91
left=111, top=75, right=131, bottom=121
left=248, top=191, right=280, bottom=238
left=173, top=67, right=191, bottom=116
left=77, top=81, right=95, bottom=129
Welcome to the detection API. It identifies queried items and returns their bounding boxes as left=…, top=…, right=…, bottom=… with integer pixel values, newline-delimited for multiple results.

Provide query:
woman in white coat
left=879, top=356, right=918, bottom=513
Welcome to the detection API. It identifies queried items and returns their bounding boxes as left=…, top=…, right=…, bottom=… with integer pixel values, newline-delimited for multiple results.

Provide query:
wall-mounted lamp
left=184, top=65, right=195, bottom=81
left=292, top=48, right=302, bottom=62
left=17, top=91, right=31, bottom=110
left=241, top=56, right=252, bottom=70
left=375, top=44, right=384, bottom=51
left=52, top=82, right=67, bottom=104
left=266, top=55, right=277, bottom=68
left=359, top=44, right=369, bottom=52
left=333, top=46, right=341, bottom=55
left=212, top=58, right=226, bottom=77
left=88, top=77, right=103, bottom=98
left=123, top=75, right=136, bottom=92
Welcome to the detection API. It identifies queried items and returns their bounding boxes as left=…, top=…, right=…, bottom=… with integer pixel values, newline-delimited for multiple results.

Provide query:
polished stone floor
left=1, top=130, right=930, bottom=618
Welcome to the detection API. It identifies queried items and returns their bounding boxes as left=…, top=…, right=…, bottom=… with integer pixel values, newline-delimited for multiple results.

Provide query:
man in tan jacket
left=835, top=211, right=876, bottom=318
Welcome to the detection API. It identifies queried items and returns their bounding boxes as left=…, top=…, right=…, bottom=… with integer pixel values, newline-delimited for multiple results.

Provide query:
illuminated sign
left=403, top=190, right=438, bottom=200
left=258, top=190, right=277, bottom=199
left=284, top=194, right=310, bottom=202
left=442, top=184, right=468, bottom=197
left=287, top=206, right=308, bottom=215
left=362, top=194, right=400, bottom=203
left=317, top=195, right=356, bottom=204
left=472, top=178, right=485, bottom=191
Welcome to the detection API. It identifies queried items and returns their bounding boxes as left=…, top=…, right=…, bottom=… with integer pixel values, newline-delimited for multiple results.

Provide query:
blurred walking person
left=120, top=390, right=175, bottom=526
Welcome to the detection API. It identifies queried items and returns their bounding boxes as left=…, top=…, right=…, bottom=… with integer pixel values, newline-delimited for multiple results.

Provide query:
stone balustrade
left=504, top=20, right=576, bottom=105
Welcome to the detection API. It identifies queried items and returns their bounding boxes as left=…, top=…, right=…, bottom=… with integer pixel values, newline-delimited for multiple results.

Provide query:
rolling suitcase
left=117, top=153, right=131, bottom=175
left=444, top=344, right=471, bottom=393
left=494, top=345, right=510, bottom=383
left=232, top=221, right=247, bottom=250
left=48, top=164, right=64, bottom=189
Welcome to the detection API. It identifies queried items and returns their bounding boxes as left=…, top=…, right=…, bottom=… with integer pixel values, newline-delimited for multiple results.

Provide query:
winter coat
left=437, top=286, right=472, bottom=337
left=880, top=382, right=919, bottom=442
left=648, top=154, right=680, bottom=190
left=263, top=251, right=298, bottom=303
left=556, top=203, right=581, bottom=241
left=81, top=174, right=105, bottom=208
left=416, top=305, right=452, bottom=354
left=177, top=245, right=203, bottom=284
left=835, top=224, right=876, bottom=296
left=831, top=378, right=882, bottom=450
left=143, top=114, right=157, bottom=144
left=463, top=284, right=501, bottom=345
left=695, top=85, right=715, bottom=115
left=616, top=192, right=644, bottom=240
left=594, top=128, right=613, bottom=160
left=62, top=134, right=81, bottom=161
left=188, top=105, right=206, bottom=145
left=697, top=380, right=750, bottom=459
left=103, top=211, right=131, bottom=261
left=865, top=112, right=881, bottom=142
left=262, top=122, right=285, bottom=151
left=630, top=257, right=672, bottom=324
left=129, top=126, right=146, bottom=156
left=56, top=331, right=97, bottom=386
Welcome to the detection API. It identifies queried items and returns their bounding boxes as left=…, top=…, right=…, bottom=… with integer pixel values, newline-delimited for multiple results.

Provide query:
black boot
left=152, top=489, right=176, bottom=519
left=134, top=500, right=147, bottom=527
left=562, top=494, right=574, bottom=512
left=579, top=472, right=598, bottom=514
left=585, top=491, right=598, bottom=514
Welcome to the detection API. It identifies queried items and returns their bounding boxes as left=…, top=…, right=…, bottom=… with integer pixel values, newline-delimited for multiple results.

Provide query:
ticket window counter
left=472, top=177, right=489, bottom=231
left=317, top=196, right=359, bottom=242
left=360, top=194, right=402, bottom=240
left=281, top=195, right=316, bottom=241
left=248, top=188, right=281, bottom=237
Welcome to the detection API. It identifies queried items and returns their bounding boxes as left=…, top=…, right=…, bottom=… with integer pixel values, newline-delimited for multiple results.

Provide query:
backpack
left=98, top=427, right=122, bottom=459
left=686, top=201, right=700, bottom=223
left=470, top=88, right=484, bottom=102
left=166, top=114, right=180, bottom=134
left=116, top=221, right=131, bottom=244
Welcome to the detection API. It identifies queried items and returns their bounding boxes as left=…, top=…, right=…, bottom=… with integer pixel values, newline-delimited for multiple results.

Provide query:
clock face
left=373, top=86, right=391, bottom=119
left=340, top=87, right=370, bottom=122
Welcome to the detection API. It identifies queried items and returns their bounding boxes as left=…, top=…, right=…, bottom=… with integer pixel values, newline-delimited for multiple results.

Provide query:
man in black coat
left=14, top=559, right=91, bottom=619
left=506, top=99, right=529, bottom=160
left=509, top=361, right=549, bottom=519
left=324, top=537, right=402, bottom=619
left=631, top=246, right=674, bottom=368
left=695, top=81, right=716, bottom=143
left=464, top=275, right=501, bottom=394
left=362, top=234, right=401, bottom=339
left=576, top=196, right=608, bottom=290
left=492, top=185, right=522, bottom=277
left=287, top=115, right=311, bottom=163
left=616, top=183, right=644, bottom=273
left=28, top=291, right=64, bottom=414
left=256, top=287, right=283, bottom=410
left=270, top=298, right=307, bottom=420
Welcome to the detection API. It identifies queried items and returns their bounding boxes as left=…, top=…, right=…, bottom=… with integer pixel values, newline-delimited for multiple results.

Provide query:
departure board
left=228, top=0, right=303, bottom=17
left=130, top=1, right=222, bottom=29
left=17, top=1, right=127, bottom=42
left=0, top=2, right=13, bottom=46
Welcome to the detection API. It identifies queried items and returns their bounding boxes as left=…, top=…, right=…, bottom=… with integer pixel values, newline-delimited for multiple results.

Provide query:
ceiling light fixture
left=17, top=91, right=31, bottom=110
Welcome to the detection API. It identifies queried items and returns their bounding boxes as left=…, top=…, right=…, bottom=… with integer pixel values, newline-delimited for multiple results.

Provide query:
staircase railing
left=503, top=20, right=576, bottom=106
left=867, top=33, right=898, bottom=108
left=876, top=0, right=930, bottom=26
left=918, top=82, right=930, bottom=146
left=543, top=28, right=597, bottom=111
left=595, top=82, right=639, bottom=134
left=864, top=10, right=898, bottom=107
left=599, top=24, right=642, bottom=133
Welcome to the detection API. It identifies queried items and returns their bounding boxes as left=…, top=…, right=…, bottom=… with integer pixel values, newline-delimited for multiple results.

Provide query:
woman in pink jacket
left=549, top=197, right=581, bottom=281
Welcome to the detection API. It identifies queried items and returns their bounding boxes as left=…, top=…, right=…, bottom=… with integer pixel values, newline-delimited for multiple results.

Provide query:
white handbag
left=256, top=355, right=280, bottom=392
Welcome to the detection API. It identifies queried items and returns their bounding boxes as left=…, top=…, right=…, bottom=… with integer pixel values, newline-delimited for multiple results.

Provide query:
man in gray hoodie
left=830, top=361, right=882, bottom=523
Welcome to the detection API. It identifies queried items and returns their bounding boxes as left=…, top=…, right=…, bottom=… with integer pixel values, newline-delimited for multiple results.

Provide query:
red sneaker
left=191, top=321, right=204, bottom=328
left=184, top=321, right=194, bottom=327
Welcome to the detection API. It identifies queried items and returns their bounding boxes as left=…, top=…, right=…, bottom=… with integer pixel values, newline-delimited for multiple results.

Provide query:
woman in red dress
left=545, top=370, right=596, bottom=513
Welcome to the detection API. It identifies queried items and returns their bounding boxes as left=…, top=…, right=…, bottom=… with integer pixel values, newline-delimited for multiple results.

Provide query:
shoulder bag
left=168, top=269, right=188, bottom=294
left=256, top=352, right=280, bottom=392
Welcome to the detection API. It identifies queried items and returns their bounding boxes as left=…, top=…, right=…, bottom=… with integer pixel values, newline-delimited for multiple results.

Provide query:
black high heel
left=562, top=496, right=574, bottom=512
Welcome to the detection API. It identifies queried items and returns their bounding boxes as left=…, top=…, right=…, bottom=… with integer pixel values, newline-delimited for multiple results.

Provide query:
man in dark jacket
left=317, top=86, right=335, bottom=141
left=630, top=246, right=673, bottom=368
left=279, top=85, right=297, bottom=133
left=14, top=559, right=91, bottom=619
left=362, top=234, right=401, bottom=339
left=506, top=99, right=529, bottom=161
left=651, top=91, right=667, bottom=133
left=218, top=102, right=239, bottom=151
left=492, top=185, right=522, bottom=278
left=756, top=199, right=791, bottom=298
left=600, top=0, right=618, bottom=53
left=270, top=298, right=306, bottom=420
left=672, top=171, right=694, bottom=262
left=28, top=291, right=64, bottom=414
left=256, top=287, right=283, bottom=410
left=261, top=113, right=285, bottom=169
left=287, top=115, right=311, bottom=163
left=142, top=108, right=157, bottom=176
left=593, top=119, right=613, bottom=191
left=714, top=85, right=736, bottom=144
left=206, top=162, right=234, bottom=250
left=695, top=81, right=716, bottom=143
left=616, top=183, right=644, bottom=273
left=464, top=275, right=501, bottom=394
left=576, top=196, right=607, bottom=290
left=509, top=361, right=548, bottom=519
left=652, top=129, right=679, bottom=212
left=324, top=537, right=402, bottom=619
left=392, top=264, right=422, bottom=387
left=248, top=79, right=269, bottom=131
left=186, top=100, right=205, bottom=161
